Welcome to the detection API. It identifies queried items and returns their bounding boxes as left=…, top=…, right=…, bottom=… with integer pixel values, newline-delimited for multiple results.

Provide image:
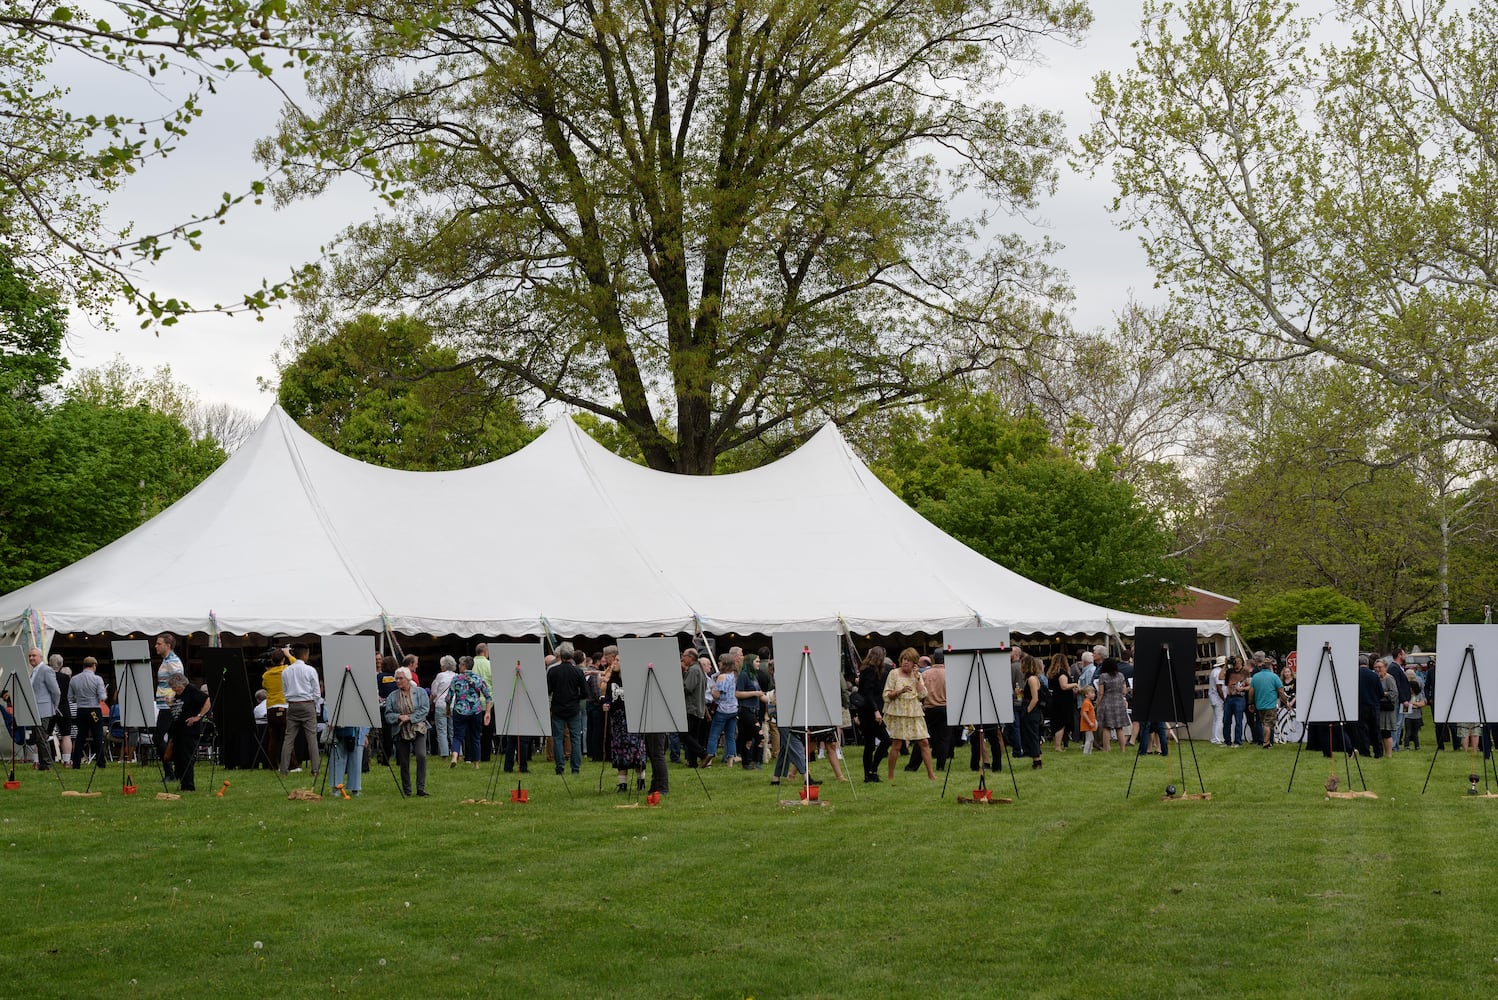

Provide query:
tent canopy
left=0, top=406, right=1230, bottom=640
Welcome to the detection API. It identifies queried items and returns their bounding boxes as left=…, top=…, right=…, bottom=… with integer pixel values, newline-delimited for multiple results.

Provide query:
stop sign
left=1286, top=650, right=1298, bottom=671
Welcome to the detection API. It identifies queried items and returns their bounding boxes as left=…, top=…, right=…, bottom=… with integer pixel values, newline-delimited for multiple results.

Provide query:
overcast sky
left=59, top=4, right=1158, bottom=417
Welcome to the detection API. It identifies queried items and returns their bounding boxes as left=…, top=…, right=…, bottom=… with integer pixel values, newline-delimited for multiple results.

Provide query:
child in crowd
left=1080, top=685, right=1097, bottom=755
left=1403, top=672, right=1425, bottom=750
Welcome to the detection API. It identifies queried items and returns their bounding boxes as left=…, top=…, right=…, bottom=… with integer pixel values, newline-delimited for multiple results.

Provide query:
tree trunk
left=674, top=395, right=715, bottom=475
left=1439, top=509, right=1451, bottom=625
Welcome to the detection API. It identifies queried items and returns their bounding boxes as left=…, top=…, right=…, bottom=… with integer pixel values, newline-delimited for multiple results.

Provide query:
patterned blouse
left=448, top=672, right=491, bottom=716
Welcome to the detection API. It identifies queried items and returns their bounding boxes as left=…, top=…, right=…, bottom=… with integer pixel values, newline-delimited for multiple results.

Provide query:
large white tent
left=0, top=406, right=1231, bottom=642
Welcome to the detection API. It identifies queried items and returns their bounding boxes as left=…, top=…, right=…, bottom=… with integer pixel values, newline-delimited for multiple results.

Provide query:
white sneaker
left=289, top=767, right=303, bottom=773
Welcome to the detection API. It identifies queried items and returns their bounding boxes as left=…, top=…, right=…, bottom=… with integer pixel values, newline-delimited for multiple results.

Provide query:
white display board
left=944, top=627, right=1011, bottom=652
left=771, top=632, right=841, bottom=729
left=111, top=639, right=155, bottom=729
left=619, top=637, right=688, bottom=734
left=489, top=642, right=549, bottom=738
left=942, top=627, right=1013, bottom=727
left=0, top=645, right=41, bottom=727
left=1433, top=624, right=1498, bottom=725
left=1298, top=625, right=1361, bottom=723
left=321, top=634, right=381, bottom=729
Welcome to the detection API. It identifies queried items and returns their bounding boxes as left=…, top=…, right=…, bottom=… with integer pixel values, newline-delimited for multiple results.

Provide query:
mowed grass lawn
left=3, top=740, right=1496, bottom=998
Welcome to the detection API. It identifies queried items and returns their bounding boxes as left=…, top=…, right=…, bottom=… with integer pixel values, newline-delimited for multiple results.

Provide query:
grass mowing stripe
left=1, top=743, right=1494, bottom=998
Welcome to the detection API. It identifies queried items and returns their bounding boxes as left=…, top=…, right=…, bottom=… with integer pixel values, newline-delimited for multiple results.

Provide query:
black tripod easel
left=319, top=664, right=397, bottom=798
left=115, top=657, right=172, bottom=794
left=2, top=669, right=67, bottom=791
left=1125, top=644, right=1207, bottom=799
left=940, top=645, right=1018, bottom=801
left=1421, top=644, right=1497, bottom=795
left=487, top=659, right=558, bottom=802
left=780, top=646, right=856, bottom=802
left=633, top=658, right=709, bottom=802
left=1288, top=642, right=1367, bottom=793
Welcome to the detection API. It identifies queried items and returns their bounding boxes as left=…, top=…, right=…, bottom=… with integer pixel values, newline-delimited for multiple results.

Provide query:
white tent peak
left=1, top=405, right=1230, bottom=641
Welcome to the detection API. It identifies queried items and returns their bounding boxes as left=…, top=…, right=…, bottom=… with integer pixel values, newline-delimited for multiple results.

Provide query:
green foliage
left=1, top=746, right=1494, bottom=997
left=0, top=399, right=224, bottom=593
left=0, top=252, right=68, bottom=401
left=1231, top=586, right=1379, bottom=652
left=919, top=460, right=1181, bottom=613
left=275, top=313, right=538, bottom=470
left=0, top=2, right=322, bottom=323
left=263, top=0, right=1088, bottom=471
left=571, top=412, right=646, bottom=465
left=67, top=358, right=199, bottom=424
left=867, top=393, right=1052, bottom=503
left=1446, top=479, right=1498, bottom=626
left=1179, top=367, right=1445, bottom=649
left=1082, top=0, right=1498, bottom=456
left=865, top=393, right=1181, bottom=612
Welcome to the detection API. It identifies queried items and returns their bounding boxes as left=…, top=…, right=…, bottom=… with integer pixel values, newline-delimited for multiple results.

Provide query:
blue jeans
left=329, top=728, right=365, bottom=794
left=1223, top=696, right=1246, bottom=745
left=774, top=728, right=807, bottom=779
left=551, top=709, right=584, bottom=773
left=1137, top=720, right=1169, bottom=755
left=453, top=712, right=484, bottom=761
left=433, top=708, right=452, bottom=758
left=705, top=709, right=738, bottom=761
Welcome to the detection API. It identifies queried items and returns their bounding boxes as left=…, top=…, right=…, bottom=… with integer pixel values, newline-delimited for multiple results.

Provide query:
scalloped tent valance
left=0, top=406, right=1230, bottom=641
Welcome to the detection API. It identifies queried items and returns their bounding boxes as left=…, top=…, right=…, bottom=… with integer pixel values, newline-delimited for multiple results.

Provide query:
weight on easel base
left=61, top=790, right=103, bottom=798
left=958, top=792, right=1015, bottom=805
left=1161, top=792, right=1213, bottom=802
left=777, top=797, right=829, bottom=808
left=1326, top=790, right=1378, bottom=799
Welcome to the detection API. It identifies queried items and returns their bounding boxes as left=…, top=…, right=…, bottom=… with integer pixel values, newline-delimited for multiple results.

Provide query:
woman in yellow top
left=260, top=650, right=291, bottom=770
left=883, top=648, right=935, bottom=781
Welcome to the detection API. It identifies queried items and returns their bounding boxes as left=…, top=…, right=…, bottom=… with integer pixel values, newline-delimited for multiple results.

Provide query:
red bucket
left=646, top=791, right=662, bottom=806
left=510, top=788, right=529, bottom=803
left=2, top=780, right=19, bottom=791
left=799, top=785, right=820, bottom=801
left=972, top=788, right=992, bottom=802
left=122, top=784, right=138, bottom=796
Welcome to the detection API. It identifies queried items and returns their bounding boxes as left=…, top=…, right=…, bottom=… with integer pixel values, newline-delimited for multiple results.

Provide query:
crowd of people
left=4, top=634, right=1477, bottom=797
left=3, top=636, right=211, bottom=789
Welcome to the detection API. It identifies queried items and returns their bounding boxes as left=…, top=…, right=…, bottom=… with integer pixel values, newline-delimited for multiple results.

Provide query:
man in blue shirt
left=1250, top=660, right=1287, bottom=748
